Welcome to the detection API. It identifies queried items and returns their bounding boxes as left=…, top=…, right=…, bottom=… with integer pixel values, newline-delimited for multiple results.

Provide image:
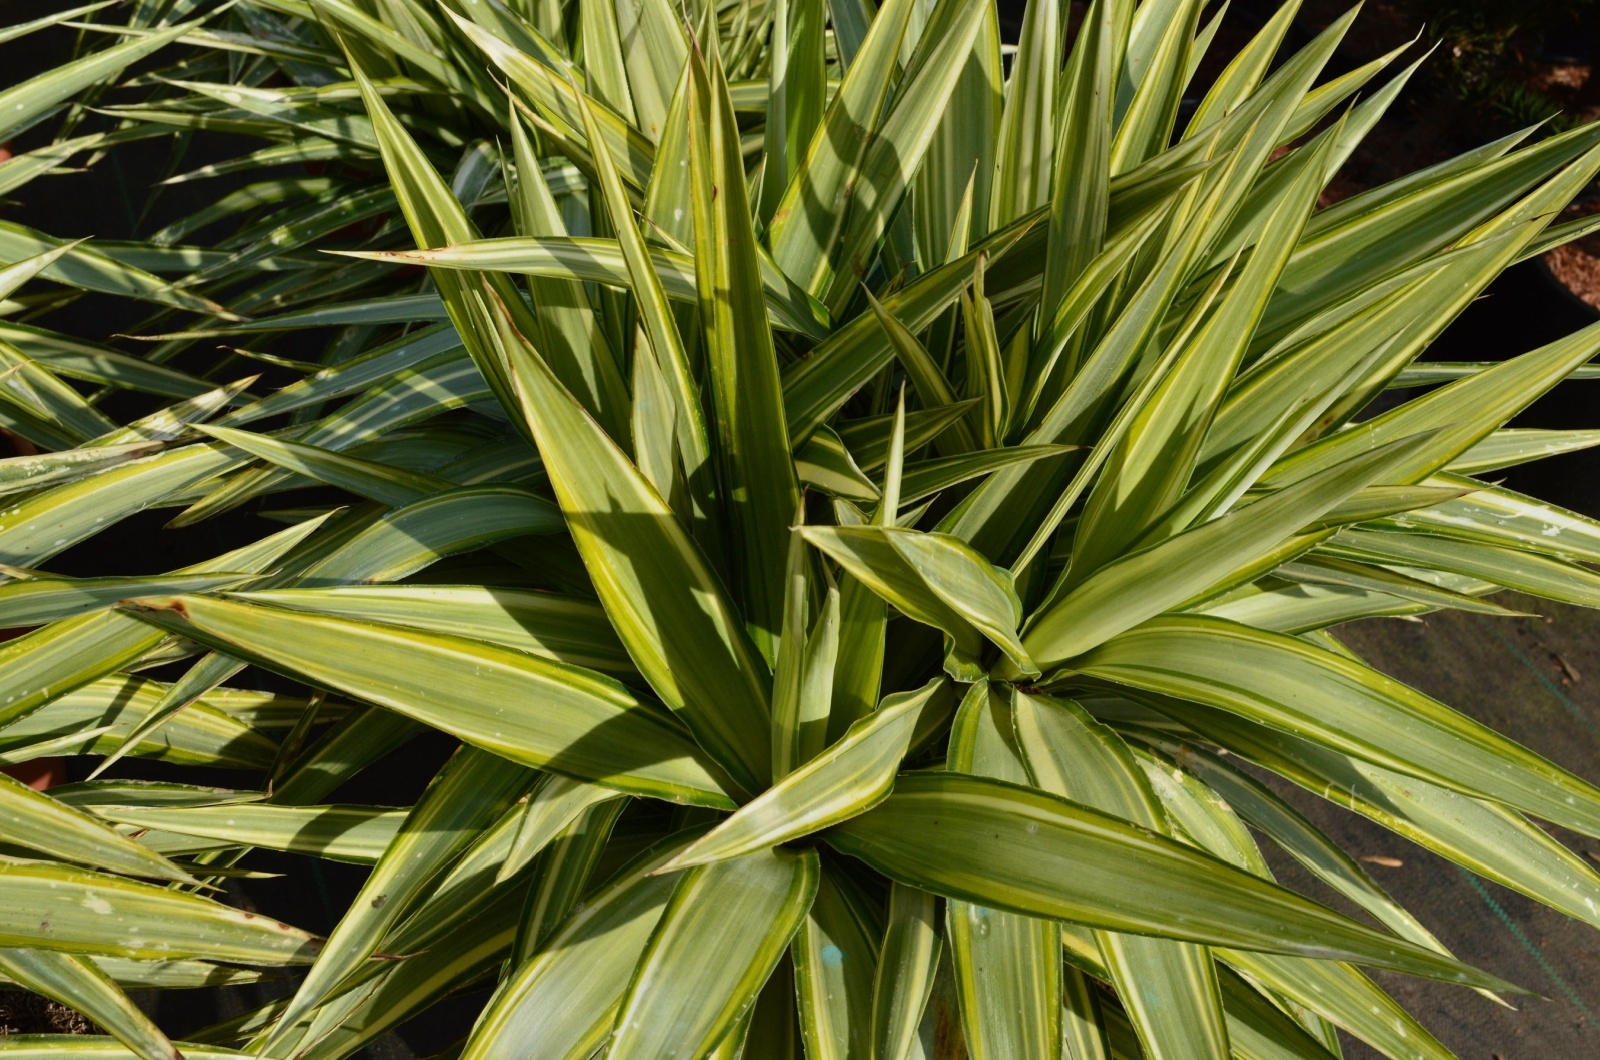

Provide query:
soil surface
left=0, top=992, right=93, bottom=1036
left=1330, top=597, right=1600, bottom=1058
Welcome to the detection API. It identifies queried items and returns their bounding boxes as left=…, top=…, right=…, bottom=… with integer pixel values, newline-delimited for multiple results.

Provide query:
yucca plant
left=6, top=0, right=1600, bottom=1056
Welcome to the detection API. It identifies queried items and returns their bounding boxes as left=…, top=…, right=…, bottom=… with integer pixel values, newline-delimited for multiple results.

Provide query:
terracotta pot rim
left=2, top=757, right=66, bottom=792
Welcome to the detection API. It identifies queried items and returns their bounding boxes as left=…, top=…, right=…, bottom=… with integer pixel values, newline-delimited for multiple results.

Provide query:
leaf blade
left=120, top=594, right=739, bottom=808
left=826, top=772, right=1514, bottom=990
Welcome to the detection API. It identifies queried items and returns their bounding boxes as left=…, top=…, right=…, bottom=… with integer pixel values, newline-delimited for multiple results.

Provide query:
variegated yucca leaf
left=0, top=0, right=1598, bottom=1055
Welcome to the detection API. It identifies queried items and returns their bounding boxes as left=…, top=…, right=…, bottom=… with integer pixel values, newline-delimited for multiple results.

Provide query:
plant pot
left=1533, top=192, right=1600, bottom=318
left=1, top=759, right=66, bottom=792
left=1536, top=249, right=1600, bottom=320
